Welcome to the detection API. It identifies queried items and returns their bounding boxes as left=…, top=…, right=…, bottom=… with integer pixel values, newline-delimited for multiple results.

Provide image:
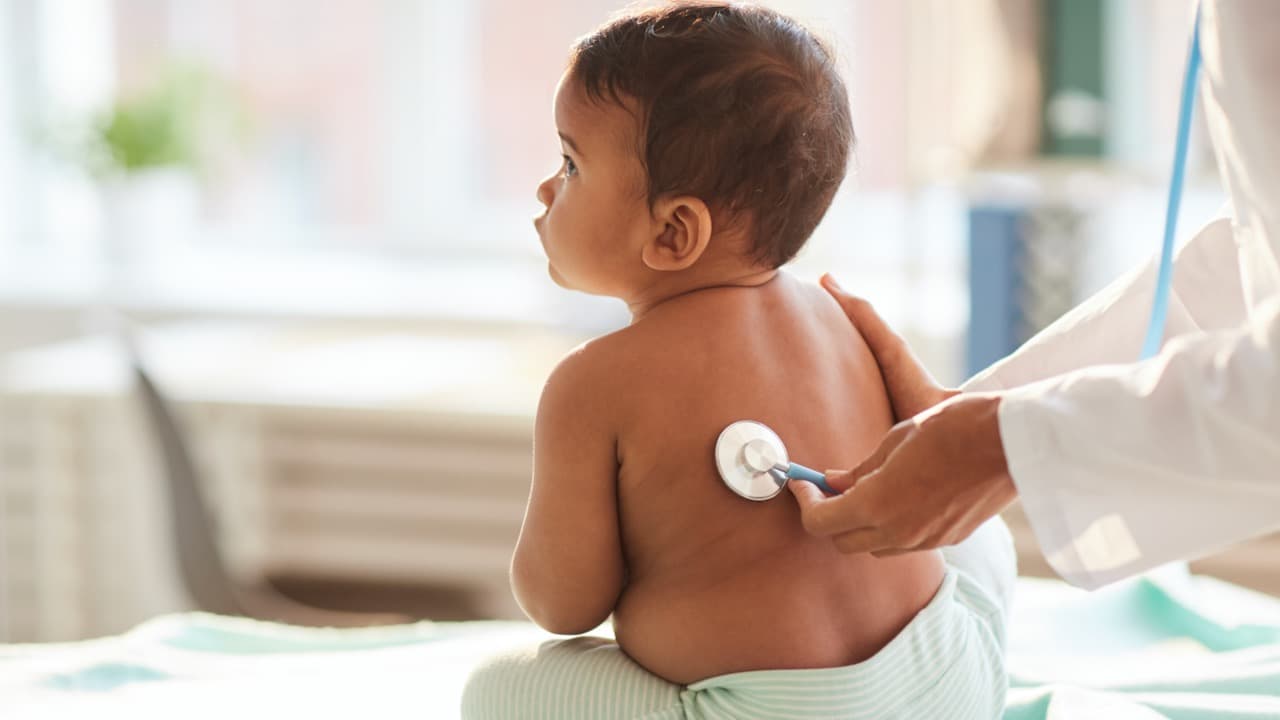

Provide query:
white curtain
left=904, top=0, right=1044, bottom=183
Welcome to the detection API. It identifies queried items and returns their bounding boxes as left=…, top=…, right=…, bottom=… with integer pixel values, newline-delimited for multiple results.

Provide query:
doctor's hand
left=789, top=393, right=1017, bottom=556
left=819, top=274, right=957, bottom=422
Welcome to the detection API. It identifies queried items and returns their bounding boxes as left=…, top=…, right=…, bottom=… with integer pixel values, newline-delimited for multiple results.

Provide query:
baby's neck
left=624, top=265, right=780, bottom=323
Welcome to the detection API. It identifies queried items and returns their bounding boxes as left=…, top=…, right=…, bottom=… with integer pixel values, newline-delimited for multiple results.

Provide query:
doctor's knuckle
left=833, top=534, right=863, bottom=554
left=891, top=526, right=926, bottom=548
left=804, top=502, right=839, bottom=536
left=800, top=510, right=824, bottom=536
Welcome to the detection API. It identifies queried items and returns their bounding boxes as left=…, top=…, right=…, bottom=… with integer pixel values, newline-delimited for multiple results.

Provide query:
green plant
left=75, top=62, right=241, bottom=176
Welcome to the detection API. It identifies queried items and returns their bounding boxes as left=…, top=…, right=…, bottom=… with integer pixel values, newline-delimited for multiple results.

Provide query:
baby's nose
left=536, top=175, right=555, bottom=207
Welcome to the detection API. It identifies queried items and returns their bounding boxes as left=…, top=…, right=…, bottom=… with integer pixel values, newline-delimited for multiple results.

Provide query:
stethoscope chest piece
left=715, top=420, right=792, bottom=501
left=716, top=420, right=838, bottom=501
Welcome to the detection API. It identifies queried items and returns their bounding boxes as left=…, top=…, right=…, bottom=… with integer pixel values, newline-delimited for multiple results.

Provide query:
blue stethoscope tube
left=768, top=462, right=838, bottom=496
left=1143, top=4, right=1201, bottom=360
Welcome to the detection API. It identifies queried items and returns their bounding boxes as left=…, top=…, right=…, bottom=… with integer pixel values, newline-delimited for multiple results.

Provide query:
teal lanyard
left=1142, top=5, right=1203, bottom=360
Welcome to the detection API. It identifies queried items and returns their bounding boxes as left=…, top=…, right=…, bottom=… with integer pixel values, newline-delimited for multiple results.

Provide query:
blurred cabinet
left=1042, top=0, right=1106, bottom=157
left=0, top=322, right=580, bottom=642
left=967, top=200, right=1085, bottom=376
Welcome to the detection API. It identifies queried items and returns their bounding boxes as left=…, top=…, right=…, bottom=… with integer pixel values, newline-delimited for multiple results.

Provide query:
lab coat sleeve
left=962, top=217, right=1246, bottom=393
left=998, top=297, right=1280, bottom=590
left=1200, top=0, right=1280, bottom=263
left=972, top=0, right=1280, bottom=590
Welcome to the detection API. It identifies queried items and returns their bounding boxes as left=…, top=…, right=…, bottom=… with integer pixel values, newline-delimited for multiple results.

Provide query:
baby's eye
left=561, top=155, right=578, bottom=178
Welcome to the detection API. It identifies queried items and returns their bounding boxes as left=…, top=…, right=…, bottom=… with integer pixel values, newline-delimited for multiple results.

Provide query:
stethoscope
left=714, top=7, right=1201, bottom=502
left=715, top=420, right=836, bottom=501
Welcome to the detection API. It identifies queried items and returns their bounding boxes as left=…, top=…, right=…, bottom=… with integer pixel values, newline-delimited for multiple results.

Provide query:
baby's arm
left=510, top=345, right=626, bottom=635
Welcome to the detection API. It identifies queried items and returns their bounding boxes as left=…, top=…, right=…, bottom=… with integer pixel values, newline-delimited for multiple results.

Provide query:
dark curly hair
left=568, top=2, right=854, bottom=267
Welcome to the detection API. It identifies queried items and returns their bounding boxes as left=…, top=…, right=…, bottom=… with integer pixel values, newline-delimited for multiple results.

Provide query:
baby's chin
left=546, top=263, right=615, bottom=298
left=547, top=263, right=570, bottom=289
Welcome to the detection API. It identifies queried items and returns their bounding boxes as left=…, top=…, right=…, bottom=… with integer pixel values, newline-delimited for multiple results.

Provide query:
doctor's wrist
left=972, top=394, right=1016, bottom=505
left=935, top=392, right=1015, bottom=502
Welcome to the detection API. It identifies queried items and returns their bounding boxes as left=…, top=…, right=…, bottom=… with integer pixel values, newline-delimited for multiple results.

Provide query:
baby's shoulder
left=540, top=329, right=648, bottom=401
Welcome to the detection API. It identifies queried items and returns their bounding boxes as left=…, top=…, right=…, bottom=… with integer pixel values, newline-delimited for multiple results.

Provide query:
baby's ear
left=642, top=195, right=713, bottom=272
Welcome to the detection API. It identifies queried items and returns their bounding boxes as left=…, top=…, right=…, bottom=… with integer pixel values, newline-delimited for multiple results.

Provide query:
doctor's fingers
left=832, top=527, right=896, bottom=556
left=869, top=494, right=1008, bottom=558
left=819, top=273, right=877, bottom=328
left=787, top=478, right=826, bottom=516
left=819, top=274, right=951, bottom=421
left=789, top=478, right=877, bottom=539
left=869, top=521, right=973, bottom=558
left=840, top=517, right=935, bottom=556
left=825, top=476, right=933, bottom=553
left=790, top=420, right=917, bottom=538
left=824, top=468, right=858, bottom=493
left=819, top=275, right=902, bottom=360
left=793, top=425, right=914, bottom=536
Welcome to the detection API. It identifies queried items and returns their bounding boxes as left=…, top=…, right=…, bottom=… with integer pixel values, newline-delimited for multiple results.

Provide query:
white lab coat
left=962, top=0, right=1280, bottom=590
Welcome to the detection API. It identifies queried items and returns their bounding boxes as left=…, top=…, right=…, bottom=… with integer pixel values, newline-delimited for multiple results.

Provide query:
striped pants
left=462, top=519, right=1015, bottom=720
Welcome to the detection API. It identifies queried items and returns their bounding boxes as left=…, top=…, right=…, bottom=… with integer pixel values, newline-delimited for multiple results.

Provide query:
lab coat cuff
left=997, top=388, right=1098, bottom=589
left=960, top=367, right=1006, bottom=393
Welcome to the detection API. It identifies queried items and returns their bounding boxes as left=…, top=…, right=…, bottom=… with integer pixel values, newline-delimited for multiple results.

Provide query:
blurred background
left=1, top=0, right=1271, bottom=643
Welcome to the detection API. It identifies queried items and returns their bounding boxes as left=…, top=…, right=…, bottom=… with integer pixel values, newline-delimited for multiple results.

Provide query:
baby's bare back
left=600, top=273, right=944, bottom=684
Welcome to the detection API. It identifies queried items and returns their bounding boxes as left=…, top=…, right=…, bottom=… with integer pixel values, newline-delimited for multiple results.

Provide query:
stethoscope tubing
left=772, top=462, right=837, bottom=495
left=1143, top=3, right=1201, bottom=360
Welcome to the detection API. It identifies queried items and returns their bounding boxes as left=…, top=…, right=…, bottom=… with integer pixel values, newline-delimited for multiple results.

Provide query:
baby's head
left=534, top=2, right=852, bottom=301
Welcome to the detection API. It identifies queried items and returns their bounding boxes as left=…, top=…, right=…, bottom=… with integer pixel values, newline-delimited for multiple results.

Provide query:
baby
left=464, top=3, right=1014, bottom=718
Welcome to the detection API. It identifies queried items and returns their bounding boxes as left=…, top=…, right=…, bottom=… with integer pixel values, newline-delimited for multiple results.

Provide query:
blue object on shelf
left=967, top=206, right=1025, bottom=378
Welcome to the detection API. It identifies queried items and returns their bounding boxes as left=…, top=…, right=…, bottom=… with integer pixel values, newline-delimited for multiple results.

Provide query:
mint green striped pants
left=463, top=519, right=1015, bottom=720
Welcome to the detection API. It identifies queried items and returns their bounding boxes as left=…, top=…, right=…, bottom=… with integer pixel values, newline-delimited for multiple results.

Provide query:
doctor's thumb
left=824, top=469, right=859, bottom=493
left=820, top=274, right=895, bottom=343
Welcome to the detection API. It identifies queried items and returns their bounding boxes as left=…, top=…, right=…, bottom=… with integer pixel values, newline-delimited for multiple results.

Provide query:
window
left=0, top=1, right=1213, bottom=384
left=6, top=1, right=929, bottom=255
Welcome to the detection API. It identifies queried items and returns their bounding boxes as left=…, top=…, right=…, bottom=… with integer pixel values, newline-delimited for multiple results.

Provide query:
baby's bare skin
left=512, top=64, right=944, bottom=687
left=587, top=272, right=944, bottom=684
